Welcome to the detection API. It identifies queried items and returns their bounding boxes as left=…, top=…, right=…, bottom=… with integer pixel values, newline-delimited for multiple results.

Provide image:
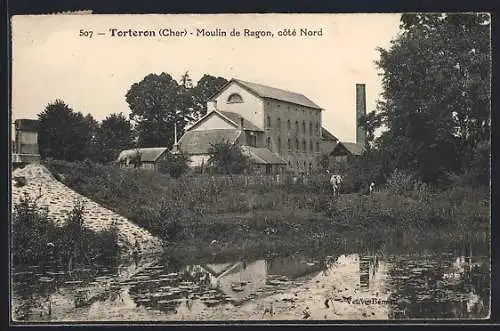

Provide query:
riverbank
left=43, top=160, right=490, bottom=261
left=11, top=163, right=162, bottom=268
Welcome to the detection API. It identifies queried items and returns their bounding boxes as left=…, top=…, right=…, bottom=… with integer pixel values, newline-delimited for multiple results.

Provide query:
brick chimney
left=356, top=84, right=367, bottom=146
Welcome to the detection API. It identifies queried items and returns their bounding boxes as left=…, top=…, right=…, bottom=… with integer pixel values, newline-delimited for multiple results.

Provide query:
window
left=267, top=137, right=272, bottom=150
left=302, top=121, right=306, bottom=134
left=267, top=115, right=272, bottom=128
left=309, top=122, right=313, bottom=135
left=227, top=93, right=243, bottom=103
left=302, top=140, right=306, bottom=151
left=295, top=139, right=299, bottom=150
left=316, top=142, right=319, bottom=152
left=287, top=138, right=291, bottom=151
left=277, top=137, right=281, bottom=153
left=315, top=123, right=319, bottom=135
left=277, top=118, right=281, bottom=131
left=287, top=119, right=291, bottom=130
left=295, top=121, right=299, bottom=133
left=309, top=141, right=313, bottom=152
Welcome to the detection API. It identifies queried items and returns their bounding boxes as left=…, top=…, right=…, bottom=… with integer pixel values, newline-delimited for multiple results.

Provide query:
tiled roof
left=321, top=127, right=338, bottom=141
left=219, top=111, right=263, bottom=131
left=332, top=142, right=365, bottom=156
left=233, top=79, right=322, bottom=109
left=240, top=146, right=287, bottom=165
left=118, top=147, right=168, bottom=162
left=177, top=129, right=241, bottom=155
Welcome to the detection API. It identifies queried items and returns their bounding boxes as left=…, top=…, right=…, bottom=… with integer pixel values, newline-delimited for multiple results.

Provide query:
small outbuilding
left=117, top=147, right=169, bottom=171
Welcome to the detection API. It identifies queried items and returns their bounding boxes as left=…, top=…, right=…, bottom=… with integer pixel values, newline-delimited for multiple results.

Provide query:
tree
left=126, top=73, right=192, bottom=148
left=126, top=72, right=228, bottom=149
left=93, top=113, right=134, bottom=163
left=191, top=74, right=228, bottom=119
left=207, top=140, right=250, bottom=174
left=371, top=13, right=490, bottom=183
left=84, top=114, right=100, bottom=162
left=38, top=100, right=93, bottom=161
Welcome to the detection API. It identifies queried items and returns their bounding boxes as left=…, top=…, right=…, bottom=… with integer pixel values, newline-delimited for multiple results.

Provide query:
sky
left=11, top=13, right=402, bottom=142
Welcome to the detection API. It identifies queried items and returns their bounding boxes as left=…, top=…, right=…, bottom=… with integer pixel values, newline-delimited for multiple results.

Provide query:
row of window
left=288, top=160, right=314, bottom=172
left=266, top=137, right=320, bottom=153
left=266, top=116, right=320, bottom=136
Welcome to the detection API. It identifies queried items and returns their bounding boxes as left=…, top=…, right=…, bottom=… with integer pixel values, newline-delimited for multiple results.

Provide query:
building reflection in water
left=358, top=255, right=381, bottom=290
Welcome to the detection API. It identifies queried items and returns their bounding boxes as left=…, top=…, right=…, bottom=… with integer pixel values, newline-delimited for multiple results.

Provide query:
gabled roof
left=186, top=109, right=262, bottom=132
left=118, top=147, right=168, bottom=162
left=331, top=142, right=365, bottom=156
left=240, top=146, right=287, bottom=165
left=212, top=78, right=322, bottom=110
left=321, top=127, right=338, bottom=142
left=219, top=111, right=262, bottom=131
left=177, top=129, right=241, bottom=155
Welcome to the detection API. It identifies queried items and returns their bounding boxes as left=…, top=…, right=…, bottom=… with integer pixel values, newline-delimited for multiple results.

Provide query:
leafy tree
left=38, top=100, right=93, bottom=161
left=370, top=13, right=490, bottom=183
left=84, top=114, right=100, bottom=161
left=126, top=73, right=192, bottom=148
left=94, top=113, right=134, bottom=163
left=207, top=140, right=250, bottom=174
left=191, top=74, right=228, bottom=118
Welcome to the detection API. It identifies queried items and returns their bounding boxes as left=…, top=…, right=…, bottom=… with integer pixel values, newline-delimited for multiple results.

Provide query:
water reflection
left=12, top=250, right=490, bottom=321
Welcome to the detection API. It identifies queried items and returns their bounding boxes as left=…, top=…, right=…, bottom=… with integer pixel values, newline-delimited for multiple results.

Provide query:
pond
left=11, top=244, right=490, bottom=322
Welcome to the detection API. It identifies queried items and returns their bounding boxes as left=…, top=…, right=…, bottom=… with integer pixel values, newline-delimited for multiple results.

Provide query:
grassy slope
left=43, top=160, right=490, bottom=262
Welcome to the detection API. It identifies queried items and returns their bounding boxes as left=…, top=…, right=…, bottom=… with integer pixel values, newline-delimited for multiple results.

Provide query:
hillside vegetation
left=43, top=159, right=489, bottom=261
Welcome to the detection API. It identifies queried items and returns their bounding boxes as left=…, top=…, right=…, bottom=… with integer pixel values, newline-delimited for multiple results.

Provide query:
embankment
left=11, top=163, right=163, bottom=257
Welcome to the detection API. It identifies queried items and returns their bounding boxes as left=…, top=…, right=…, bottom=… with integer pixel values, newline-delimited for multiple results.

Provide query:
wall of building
left=263, top=99, right=322, bottom=174
left=191, top=113, right=235, bottom=131
left=213, top=83, right=265, bottom=129
left=189, top=154, right=210, bottom=168
left=15, top=131, right=38, bottom=154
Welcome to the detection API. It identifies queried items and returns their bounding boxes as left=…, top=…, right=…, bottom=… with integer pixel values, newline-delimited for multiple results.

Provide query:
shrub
left=157, top=152, right=191, bottom=178
left=11, top=193, right=54, bottom=266
left=11, top=194, right=120, bottom=268
left=207, top=140, right=251, bottom=174
left=385, top=169, right=430, bottom=199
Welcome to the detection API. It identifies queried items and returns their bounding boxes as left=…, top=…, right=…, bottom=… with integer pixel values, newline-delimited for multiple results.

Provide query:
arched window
left=267, top=137, right=272, bottom=150
left=277, top=137, right=281, bottom=152
left=227, top=93, right=243, bottom=103
left=287, top=120, right=291, bottom=130
left=267, top=115, right=272, bottom=128
left=295, top=139, right=299, bottom=150
left=287, top=138, right=291, bottom=151
left=302, top=140, right=306, bottom=151
left=309, top=122, right=313, bottom=135
left=277, top=118, right=281, bottom=131
left=302, top=121, right=306, bottom=134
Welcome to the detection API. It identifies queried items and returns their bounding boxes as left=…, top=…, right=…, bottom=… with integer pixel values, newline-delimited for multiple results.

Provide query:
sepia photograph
left=9, top=13, right=491, bottom=323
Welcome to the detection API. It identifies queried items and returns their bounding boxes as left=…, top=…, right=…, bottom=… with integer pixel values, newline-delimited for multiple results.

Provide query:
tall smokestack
left=356, top=84, right=367, bottom=146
